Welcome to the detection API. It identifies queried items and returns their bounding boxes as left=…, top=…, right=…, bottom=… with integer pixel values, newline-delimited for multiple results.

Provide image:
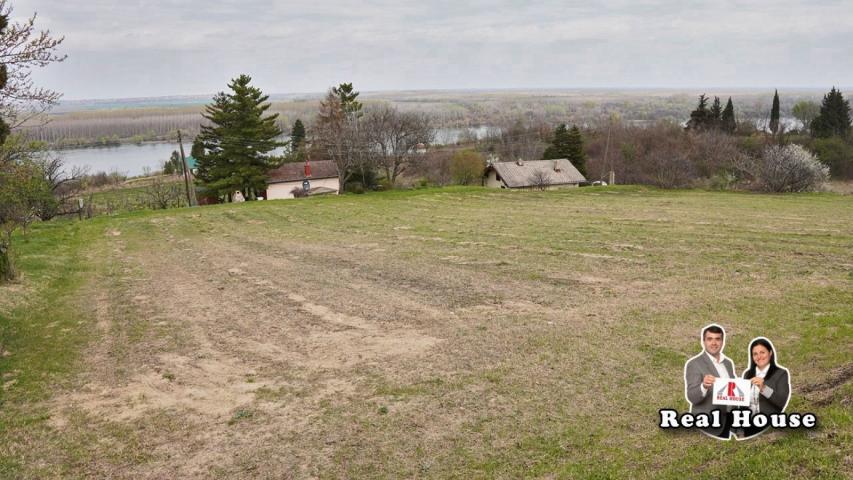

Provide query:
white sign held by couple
left=712, top=378, right=751, bottom=407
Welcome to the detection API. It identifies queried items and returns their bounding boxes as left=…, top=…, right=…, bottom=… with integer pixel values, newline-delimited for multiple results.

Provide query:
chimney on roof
left=553, top=160, right=562, bottom=172
left=304, top=159, right=312, bottom=177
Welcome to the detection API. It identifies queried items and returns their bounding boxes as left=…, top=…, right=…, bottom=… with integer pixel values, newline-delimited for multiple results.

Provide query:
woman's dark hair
left=743, top=337, right=779, bottom=380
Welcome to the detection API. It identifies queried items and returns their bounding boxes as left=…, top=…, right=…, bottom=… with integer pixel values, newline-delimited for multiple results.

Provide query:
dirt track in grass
left=7, top=187, right=852, bottom=478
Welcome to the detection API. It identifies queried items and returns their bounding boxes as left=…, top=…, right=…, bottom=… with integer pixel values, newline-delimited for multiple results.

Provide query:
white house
left=265, top=160, right=340, bottom=200
left=484, top=159, right=586, bottom=189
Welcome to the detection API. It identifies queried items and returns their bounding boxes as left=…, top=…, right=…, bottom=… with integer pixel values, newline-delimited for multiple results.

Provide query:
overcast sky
left=13, top=0, right=853, bottom=100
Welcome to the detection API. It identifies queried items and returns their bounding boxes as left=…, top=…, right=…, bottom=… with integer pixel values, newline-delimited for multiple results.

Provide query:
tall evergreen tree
left=163, top=150, right=182, bottom=175
left=687, top=94, right=714, bottom=131
left=721, top=97, right=737, bottom=134
left=566, top=125, right=587, bottom=177
left=331, top=82, right=363, bottom=118
left=190, top=136, right=205, bottom=159
left=290, top=118, right=306, bottom=151
left=195, top=74, right=284, bottom=200
left=711, top=96, right=723, bottom=129
left=770, top=89, right=781, bottom=134
left=811, top=87, right=852, bottom=138
left=542, top=123, right=571, bottom=160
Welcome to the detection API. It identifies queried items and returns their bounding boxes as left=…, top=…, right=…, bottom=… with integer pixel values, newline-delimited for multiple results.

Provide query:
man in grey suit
left=684, top=324, right=736, bottom=439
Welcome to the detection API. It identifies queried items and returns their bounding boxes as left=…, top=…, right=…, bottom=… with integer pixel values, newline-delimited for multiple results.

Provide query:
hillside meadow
left=0, top=186, right=851, bottom=478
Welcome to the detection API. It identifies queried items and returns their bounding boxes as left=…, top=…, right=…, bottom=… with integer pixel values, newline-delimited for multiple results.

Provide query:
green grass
left=0, top=218, right=106, bottom=475
left=1, top=186, right=851, bottom=478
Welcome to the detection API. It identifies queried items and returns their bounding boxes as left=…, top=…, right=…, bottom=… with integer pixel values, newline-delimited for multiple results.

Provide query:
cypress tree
left=811, top=87, right=852, bottom=138
left=770, top=90, right=781, bottom=134
left=721, top=97, right=737, bottom=134
left=290, top=119, right=306, bottom=151
left=196, top=74, right=284, bottom=200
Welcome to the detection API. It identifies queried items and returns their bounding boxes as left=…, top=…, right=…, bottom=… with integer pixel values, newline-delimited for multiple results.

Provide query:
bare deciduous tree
left=528, top=169, right=552, bottom=190
left=312, top=90, right=370, bottom=191
left=0, top=0, right=66, bottom=128
left=143, top=176, right=184, bottom=210
left=34, top=152, right=86, bottom=219
left=363, top=104, right=434, bottom=186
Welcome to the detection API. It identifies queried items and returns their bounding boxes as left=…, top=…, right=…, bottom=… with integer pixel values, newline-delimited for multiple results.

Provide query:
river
left=58, top=126, right=497, bottom=177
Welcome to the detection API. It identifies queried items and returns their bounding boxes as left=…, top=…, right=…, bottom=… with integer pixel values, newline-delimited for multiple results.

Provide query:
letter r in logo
left=727, top=382, right=736, bottom=396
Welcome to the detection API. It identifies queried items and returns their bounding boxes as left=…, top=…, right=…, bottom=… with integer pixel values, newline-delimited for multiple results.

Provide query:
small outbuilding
left=484, top=159, right=587, bottom=190
left=265, top=160, right=340, bottom=200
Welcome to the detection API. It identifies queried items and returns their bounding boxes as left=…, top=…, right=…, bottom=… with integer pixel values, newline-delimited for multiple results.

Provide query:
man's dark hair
left=702, top=325, right=724, bottom=341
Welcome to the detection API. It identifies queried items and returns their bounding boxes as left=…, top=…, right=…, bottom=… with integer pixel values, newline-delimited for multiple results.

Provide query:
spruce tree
left=196, top=74, right=284, bottom=200
left=331, top=83, right=362, bottom=118
left=190, top=136, right=205, bottom=159
left=566, top=125, right=587, bottom=177
left=721, top=97, right=737, bottom=134
left=290, top=119, right=306, bottom=151
left=811, top=87, right=852, bottom=138
left=542, top=123, right=571, bottom=160
left=711, top=96, right=723, bottom=129
left=687, top=94, right=713, bottom=131
left=770, top=89, right=781, bottom=134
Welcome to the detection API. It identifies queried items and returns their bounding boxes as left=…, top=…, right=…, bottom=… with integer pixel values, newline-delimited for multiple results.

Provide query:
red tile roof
left=267, top=160, right=339, bottom=184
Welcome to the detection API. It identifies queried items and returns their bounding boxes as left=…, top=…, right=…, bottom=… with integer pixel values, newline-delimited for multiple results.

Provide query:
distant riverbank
left=58, top=126, right=497, bottom=176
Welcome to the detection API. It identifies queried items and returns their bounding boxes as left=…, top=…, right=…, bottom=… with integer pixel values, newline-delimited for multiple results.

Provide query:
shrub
left=738, top=144, right=829, bottom=192
left=290, top=186, right=308, bottom=198
left=344, top=182, right=365, bottom=194
left=450, top=149, right=485, bottom=185
left=811, top=136, right=853, bottom=179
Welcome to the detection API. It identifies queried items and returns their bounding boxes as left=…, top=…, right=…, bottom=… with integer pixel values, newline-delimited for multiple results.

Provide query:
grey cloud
left=14, top=0, right=853, bottom=99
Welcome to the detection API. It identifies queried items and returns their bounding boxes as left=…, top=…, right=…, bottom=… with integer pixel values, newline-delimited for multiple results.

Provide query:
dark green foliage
left=687, top=94, right=715, bottom=131
left=195, top=74, right=284, bottom=199
left=290, top=119, right=306, bottom=151
left=770, top=90, right=780, bottom=134
left=721, top=97, right=737, bottom=134
left=567, top=125, right=587, bottom=177
left=811, top=136, right=853, bottom=179
left=711, top=96, right=722, bottom=129
left=346, top=165, right=378, bottom=191
left=331, top=83, right=362, bottom=117
left=162, top=150, right=183, bottom=175
left=190, top=136, right=205, bottom=159
left=811, top=87, right=851, bottom=139
left=542, top=123, right=586, bottom=176
left=542, top=124, right=570, bottom=160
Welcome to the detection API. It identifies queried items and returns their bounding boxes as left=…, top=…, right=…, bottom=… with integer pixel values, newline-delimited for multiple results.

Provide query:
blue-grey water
left=59, top=126, right=497, bottom=177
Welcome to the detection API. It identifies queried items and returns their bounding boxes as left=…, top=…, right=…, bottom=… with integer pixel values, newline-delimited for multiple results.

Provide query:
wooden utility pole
left=602, top=121, right=612, bottom=185
left=177, top=130, right=196, bottom=206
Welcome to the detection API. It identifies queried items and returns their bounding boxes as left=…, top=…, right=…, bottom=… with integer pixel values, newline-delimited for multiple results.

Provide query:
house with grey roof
left=483, top=159, right=587, bottom=190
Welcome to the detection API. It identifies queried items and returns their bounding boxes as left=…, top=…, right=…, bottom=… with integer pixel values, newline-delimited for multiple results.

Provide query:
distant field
left=1, top=187, right=851, bottom=478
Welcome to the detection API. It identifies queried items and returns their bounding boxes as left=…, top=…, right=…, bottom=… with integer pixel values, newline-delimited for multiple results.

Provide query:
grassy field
left=1, top=186, right=851, bottom=478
